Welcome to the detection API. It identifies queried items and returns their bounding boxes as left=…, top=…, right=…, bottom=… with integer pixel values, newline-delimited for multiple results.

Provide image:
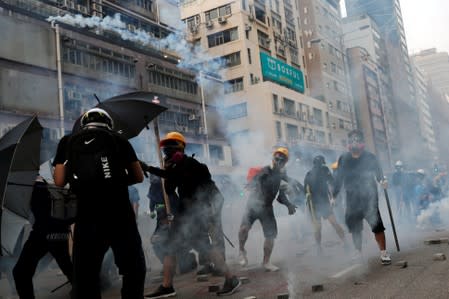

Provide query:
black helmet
left=313, top=155, right=325, bottom=167
left=80, top=108, right=113, bottom=130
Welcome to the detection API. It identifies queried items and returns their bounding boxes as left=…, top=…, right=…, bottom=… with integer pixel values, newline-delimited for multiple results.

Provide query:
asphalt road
left=2, top=202, right=449, bottom=299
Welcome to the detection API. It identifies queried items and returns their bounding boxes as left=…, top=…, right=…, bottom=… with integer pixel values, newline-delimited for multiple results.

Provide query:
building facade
left=0, top=0, right=232, bottom=169
left=345, top=0, right=423, bottom=167
left=412, top=48, right=449, bottom=96
left=180, top=0, right=349, bottom=169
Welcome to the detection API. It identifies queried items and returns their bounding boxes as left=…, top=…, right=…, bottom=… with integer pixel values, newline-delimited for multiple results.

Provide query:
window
left=255, top=5, right=266, bottom=23
left=224, top=102, right=247, bottom=119
left=186, top=14, right=200, bottom=30
left=283, top=97, right=295, bottom=116
left=209, top=145, right=224, bottom=160
left=272, top=94, right=279, bottom=112
left=276, top=121, right=282, bottom=140
left=224, top=77, right=244, bottom=94
left=221, top=51, right=241, bottom=67
left=207, top=27, right=239, bottom=48
left=205, top=4, right=231, bottom=21
left=247, top=48, right=252, bottom=64
left=286, top=124, right=299, bottom=142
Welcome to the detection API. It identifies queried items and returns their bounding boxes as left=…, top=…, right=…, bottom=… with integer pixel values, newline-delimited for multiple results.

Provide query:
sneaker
left=263, top=262, right=279, bottom=272
left=380, top=251, right=391, bottom=265
left=239, top=250, right=248, bottom=267
left=216, top=276, right=241, bottom=296
left=145, top=285, right=176, bottom=298
left=196, top=264, right=212, bottom=275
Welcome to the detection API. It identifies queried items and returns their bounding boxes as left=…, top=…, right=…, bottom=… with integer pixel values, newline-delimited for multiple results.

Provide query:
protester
left=13, top=175, right=74, bottom=299
left=141, top=131, right=240, bottom=298
left=53, top=108, right=146, bottom=299
left=304, top=155, right=346, bottom=255
left=333, top=129, right=391, bottom=265
left=238, top=147, right=297, bottom=272
left=391, top=160, right=416, bottom=222
left=147, top=174, right=197, bottom=274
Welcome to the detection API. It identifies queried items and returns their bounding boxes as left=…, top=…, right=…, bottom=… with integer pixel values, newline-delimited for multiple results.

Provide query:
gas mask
left=161, top=140, right=185, bottom=163
left=347, top=135, right=365, bottom=155
left=272, top=154, right=288, bottom=170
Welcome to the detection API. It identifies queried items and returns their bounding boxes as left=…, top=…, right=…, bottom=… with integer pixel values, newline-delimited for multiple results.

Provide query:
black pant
left=72, top=219, right=146, bottom=299
left=13, top=230, right=73, bottom=299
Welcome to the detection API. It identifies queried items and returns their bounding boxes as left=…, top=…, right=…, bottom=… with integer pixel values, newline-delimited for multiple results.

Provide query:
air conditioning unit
left=77, top=5, right=88, bottom=14
left=198, top=127, right=204, bottom=134
left=190, top=25, right=198, bottom=34
left=248, top=14, right=255, bottom=22
left=188, top=114, right=196, bottom=121
left=218, top=16, right=227, bottom=24
left=206, top=20, right=213, bottom=28
left=244, top=24, right=252, bottom=31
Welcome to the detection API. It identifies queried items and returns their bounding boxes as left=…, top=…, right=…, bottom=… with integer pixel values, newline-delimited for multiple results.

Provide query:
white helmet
left=80, top=108, right=113, bottom=130
left=395, top=160, right=403, bottom=167
left=417, top=169, right=425, bottom=175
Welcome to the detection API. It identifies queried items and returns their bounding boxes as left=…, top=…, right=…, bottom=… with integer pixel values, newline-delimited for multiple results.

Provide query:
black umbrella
left=0, top=115, right=43, bottom=255
left=73, top=91, right=167, bottom=139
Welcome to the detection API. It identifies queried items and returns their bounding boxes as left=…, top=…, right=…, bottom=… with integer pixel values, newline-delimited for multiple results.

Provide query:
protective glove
left=287, top=204, right=297, bottom=215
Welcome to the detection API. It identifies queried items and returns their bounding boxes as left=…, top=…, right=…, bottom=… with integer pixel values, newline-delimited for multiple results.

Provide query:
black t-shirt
left=333, top=150, right=383, bottom=195
left=53, top=129, right=138, bottom=219
left=304, top=165, right=333, bottom=201
left=247, top=166, right=289, bottom=207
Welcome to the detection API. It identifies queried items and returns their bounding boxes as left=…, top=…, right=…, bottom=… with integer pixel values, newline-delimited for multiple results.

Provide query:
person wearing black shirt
left=13, top=176, right=73, bottom=299
left=142, top=131, right=241, bottom=298
left=53, top=108, right=145, bottom=299
left=238, top=147, right=297, bottom=272
left=333, top=130, right=391, bottom=265
left=304, top=155, right=346, bottom=255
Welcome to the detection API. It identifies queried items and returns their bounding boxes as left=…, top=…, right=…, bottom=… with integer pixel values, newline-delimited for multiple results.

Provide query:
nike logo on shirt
left=84, top=138, right=95, bottom=145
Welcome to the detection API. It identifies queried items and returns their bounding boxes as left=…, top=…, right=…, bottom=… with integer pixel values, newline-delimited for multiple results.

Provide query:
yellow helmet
left=331, top=161, right=338, bottom=170
left=273, top=147, right=289, bottom=161
left=159, top=131, right=186, bottom=148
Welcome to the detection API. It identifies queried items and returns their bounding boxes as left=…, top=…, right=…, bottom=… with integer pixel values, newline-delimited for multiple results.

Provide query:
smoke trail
left=416, top=197, right=449, bottom=229
left=46, top=13, right=223, bottom=75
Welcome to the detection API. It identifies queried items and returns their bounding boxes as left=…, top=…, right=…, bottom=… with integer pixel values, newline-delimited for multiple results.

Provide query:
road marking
left=331, top=263, right=362, bottom=279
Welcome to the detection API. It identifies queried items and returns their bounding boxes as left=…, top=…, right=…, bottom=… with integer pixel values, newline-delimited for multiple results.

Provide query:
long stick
left=384, top=188, right=400, bottom=251
left=51, top=280, right=70, bottom=293
left=152, top=118, right=173, bottom=221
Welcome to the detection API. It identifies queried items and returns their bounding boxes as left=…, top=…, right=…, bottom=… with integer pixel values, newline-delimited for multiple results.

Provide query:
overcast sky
left=341, top=0, right=449, bottom=54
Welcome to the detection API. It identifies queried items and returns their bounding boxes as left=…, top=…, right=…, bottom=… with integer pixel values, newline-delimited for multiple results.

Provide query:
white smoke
left=416, top=197, right=449, bottom=229
left=46, top=13, right=222, bottom=75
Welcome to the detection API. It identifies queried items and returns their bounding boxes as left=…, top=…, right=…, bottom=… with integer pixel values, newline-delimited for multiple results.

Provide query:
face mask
left=272, top=155, right=287, bottom=169
left=348, top=142, right=365, bottom=154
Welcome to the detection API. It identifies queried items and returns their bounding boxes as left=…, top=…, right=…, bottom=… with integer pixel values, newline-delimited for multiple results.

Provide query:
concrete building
left=346, top=47, right=390, bottom=167
left=0, top=0, right=232, bottom=170
left=298, top=0, right=355, bottom=153
left=179, top=0, right=345, bottom=168
left=345, top=0, right=423, bottom=167
left=342, top=14, right=398, bottom=168
left=410, top=61, right=438, bottom=162
left=412, top=48, right=449, bottom=96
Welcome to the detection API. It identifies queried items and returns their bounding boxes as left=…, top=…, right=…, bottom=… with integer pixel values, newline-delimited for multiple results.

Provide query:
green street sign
left=259, top=52, right=305, bottom=93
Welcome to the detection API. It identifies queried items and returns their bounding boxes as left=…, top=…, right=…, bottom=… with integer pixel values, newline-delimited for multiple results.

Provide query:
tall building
left=298, top=0, right=355, bottom=153
left=346, top=47, right=390, bottom=167
left=412, top=48, right=449, bottom=96
left=180, top=0, right=345, bottom=168
left=345, top=0, right=423, bottom=167
left=0, top=0, right=232, bottom=169
left=342, top=14, right=398, bottom=167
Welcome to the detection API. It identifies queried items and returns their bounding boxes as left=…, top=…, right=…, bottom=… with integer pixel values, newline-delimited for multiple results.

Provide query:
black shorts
left=241, top=204, right=277, bottom=239
left=345, top=190, right=385, bottom=234
left=312, top=198, right=332, bottom=219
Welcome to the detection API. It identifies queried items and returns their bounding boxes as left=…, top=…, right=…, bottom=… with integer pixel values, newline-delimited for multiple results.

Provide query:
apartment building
left=298, top=0, right=355, bottom=152
left=345, top=0, right=423, bottom=167
left=180, top=0, right=346, bottom=167
left=412, top=48, right=449, bottom=96
left=0, top=0, right=232, bottom=167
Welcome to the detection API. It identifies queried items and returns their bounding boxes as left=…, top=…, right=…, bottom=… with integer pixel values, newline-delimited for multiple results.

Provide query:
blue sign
left=259, top=52, right=305, bottom=93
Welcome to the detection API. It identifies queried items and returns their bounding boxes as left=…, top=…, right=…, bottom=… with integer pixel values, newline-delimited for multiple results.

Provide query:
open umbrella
left=72, top=91, right=167, bottom=139
left=0, top=115, right=43, bottom=255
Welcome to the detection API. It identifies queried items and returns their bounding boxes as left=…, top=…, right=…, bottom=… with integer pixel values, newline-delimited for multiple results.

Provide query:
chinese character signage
left=259, top=52, right=305, bottom=93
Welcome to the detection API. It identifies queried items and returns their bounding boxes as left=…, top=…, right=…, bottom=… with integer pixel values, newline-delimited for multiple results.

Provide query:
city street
left=2, top=208, right=449, bottom=299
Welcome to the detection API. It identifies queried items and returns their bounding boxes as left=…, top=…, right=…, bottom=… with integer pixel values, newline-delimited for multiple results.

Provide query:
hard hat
left=80, top=108, right=113, bottom=130
left=273, top=147, right=289, bottom=160
left=417, top=169, right=425, bottom=175
left=159, top=131, right=186, bottom=148
left=395, top=160, right=403, bottom=167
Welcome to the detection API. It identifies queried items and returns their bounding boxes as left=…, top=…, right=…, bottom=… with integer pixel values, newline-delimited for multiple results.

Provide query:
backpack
left=66, top=128, right=125, bottom=192
left=246, top=166, right=263, bottom=183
